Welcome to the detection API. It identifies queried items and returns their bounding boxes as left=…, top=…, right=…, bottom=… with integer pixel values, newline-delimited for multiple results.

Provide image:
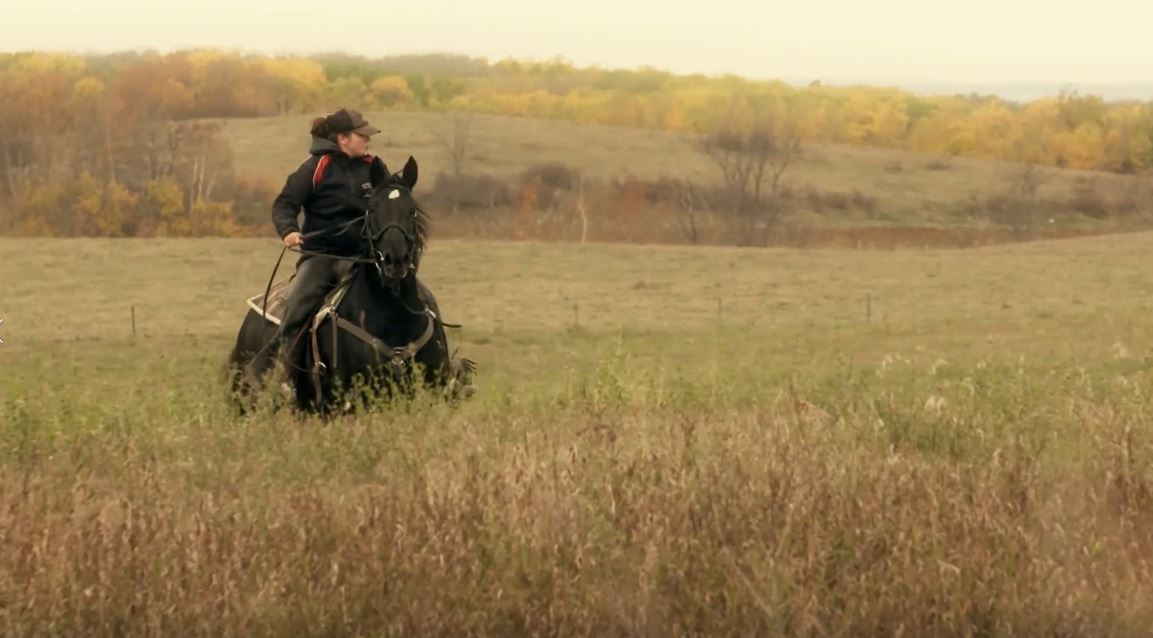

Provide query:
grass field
left=223, top=110, right=1153, bottom=235
left=3, top=235, right=1153, bottom=635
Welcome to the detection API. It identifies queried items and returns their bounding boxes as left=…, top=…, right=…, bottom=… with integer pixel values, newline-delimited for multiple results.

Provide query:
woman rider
left=266, top=107, right=384, bottom=377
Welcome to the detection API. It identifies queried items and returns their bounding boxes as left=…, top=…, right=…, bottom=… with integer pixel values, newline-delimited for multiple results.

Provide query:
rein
left=260, top=215, right=373, bottom=320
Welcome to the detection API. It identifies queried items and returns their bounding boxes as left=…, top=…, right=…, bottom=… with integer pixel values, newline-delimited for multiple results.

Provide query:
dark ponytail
left=309, top=115, right=331, bottom=140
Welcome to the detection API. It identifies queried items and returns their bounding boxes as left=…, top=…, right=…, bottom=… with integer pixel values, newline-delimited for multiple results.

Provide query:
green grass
left=2, top=236, right=1153, bottom=635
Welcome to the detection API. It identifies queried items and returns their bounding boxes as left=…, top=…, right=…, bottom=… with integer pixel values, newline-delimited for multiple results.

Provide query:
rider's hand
left=283, top=231, right=304, bottom=248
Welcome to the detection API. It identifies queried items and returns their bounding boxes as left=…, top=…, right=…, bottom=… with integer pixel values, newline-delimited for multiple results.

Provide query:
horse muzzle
left=375, top=251, right=412, bottom=282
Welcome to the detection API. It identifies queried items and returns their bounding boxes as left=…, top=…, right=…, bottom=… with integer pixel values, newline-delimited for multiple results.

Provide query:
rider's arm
left=271, top=157, right=317, bottom=239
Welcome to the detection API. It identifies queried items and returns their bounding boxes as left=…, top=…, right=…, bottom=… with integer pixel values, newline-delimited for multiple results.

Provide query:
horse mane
left=413, top=201, right=431, bottom=251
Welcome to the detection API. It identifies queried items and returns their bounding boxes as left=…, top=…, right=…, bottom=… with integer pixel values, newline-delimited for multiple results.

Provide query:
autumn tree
left=369, top=76, right=413, bottom=108
left=405, top=74, right=431, bottom=107
left=700, top=91, right=804, bottom=245
left=263, top=57, right=326, bottom=114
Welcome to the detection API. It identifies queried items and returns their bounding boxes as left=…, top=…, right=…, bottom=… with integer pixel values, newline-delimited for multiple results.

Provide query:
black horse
left=228, top=156, right=475, bottom=414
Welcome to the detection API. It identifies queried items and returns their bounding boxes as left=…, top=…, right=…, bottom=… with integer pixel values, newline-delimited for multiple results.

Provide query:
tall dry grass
left=2, top=352, right=1152, bottom=636
left=4, top=236, right=1153, bottom=634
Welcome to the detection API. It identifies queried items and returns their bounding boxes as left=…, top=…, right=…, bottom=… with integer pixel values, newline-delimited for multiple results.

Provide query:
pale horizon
left=6, top=0, right=1153, bottom=97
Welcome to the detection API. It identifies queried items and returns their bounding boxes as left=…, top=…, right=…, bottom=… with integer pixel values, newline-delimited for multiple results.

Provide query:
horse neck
left=345, top=267, right=424, bottom=337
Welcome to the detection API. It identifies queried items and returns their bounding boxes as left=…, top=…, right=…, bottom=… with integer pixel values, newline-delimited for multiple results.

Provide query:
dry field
left=2, top=234, right=1153, bottom=635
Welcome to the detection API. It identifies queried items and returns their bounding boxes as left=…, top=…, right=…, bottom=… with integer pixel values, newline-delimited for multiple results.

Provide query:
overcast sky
left=5, top=0, right=1152, bottom=88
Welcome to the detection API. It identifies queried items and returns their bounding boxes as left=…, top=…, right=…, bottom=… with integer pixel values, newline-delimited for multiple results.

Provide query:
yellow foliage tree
left=325, top=77, right=368, bottom=110
left=141, top=178, right=188, bottom=236
left=1102, top=104, right=1153, bottom=172
left=263, top=57, right=326, bottom=114
left=71, top=76, right=105, bottom=103
left=15, top=182, right=68, bottom=236
left=8, top=52, right=87, bottom=78
left=969, top=102, right=1019, bottom=159
left=72, top=172, right=104, bottom=235
left=102, top=180, right=141, bottom=236
left=1050, top=123, right=1106, bottom=169
left=190, top=199, right=239, bottom=237
left=369, top=76, right=413, bottom=108
left=73, top=174, right=140, bottom=236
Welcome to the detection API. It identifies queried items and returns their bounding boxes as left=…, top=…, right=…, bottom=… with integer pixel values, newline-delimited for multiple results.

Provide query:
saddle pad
left=246, top=270, right=355, bottom=327
left=246, top=278, right=295, bottom=326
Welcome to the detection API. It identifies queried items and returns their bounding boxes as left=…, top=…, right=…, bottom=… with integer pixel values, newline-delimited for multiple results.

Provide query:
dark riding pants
left=276, top=255, right=338, bottom=366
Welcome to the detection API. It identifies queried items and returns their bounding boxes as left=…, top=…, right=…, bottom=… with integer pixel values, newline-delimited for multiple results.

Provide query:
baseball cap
left=326, top=108, right=381, bottom=136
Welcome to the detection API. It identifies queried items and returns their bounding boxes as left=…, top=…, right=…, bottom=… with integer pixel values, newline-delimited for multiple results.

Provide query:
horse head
left=363, top=156, right=428, bottom=286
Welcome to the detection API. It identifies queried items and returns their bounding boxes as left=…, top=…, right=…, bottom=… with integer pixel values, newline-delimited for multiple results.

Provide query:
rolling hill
left=220, top=110, right=1153, bottom=241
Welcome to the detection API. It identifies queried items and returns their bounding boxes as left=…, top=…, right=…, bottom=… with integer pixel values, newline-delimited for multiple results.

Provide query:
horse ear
left=369, top=157, right=389, bottom=189
left=401, top=156, right=418, bottom=190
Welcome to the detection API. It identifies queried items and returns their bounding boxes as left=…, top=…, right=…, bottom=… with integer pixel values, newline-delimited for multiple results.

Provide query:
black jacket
left=271, top=136, right=387, bottom=256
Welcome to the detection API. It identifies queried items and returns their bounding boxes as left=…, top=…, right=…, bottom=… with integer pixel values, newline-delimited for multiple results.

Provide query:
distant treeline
left=1, top=50, right=1151, bottom=238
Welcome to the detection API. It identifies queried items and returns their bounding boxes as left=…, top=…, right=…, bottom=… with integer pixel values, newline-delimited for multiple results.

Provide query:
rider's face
left=338, top=132, right=371, bottom=158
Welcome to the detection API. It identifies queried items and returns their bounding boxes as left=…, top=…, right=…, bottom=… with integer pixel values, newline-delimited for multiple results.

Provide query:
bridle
left=261, top=184, right=423, bottom=319
left=364, top=222, right=420, bottom=284
left=362, top=183, right=425, bottom=279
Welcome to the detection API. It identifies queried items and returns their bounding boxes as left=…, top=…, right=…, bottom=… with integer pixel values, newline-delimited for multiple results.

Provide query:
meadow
left=2, top=234, right=1153, bottom=635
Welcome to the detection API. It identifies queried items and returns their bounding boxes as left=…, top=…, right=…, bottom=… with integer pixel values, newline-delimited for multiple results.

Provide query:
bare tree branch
left=698, top=93, right=805, bottom=245
left=438, top=111, right=474, bottom=214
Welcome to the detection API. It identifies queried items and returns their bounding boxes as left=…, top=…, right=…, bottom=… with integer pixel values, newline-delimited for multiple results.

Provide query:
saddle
left=245, top=265, right=438, bottom=404
left=246, top=278, right=293, bottom=326
left=246, top=261, right=358, bottom=326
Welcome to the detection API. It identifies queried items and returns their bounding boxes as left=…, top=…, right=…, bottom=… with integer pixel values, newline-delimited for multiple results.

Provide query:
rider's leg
left=272, top=256, right=337, bottom=373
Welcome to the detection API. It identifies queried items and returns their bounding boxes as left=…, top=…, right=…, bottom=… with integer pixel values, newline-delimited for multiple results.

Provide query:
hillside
left=5, top=51, right=1153, bottom=244
left=223, top=110, right=1153, bottom=241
